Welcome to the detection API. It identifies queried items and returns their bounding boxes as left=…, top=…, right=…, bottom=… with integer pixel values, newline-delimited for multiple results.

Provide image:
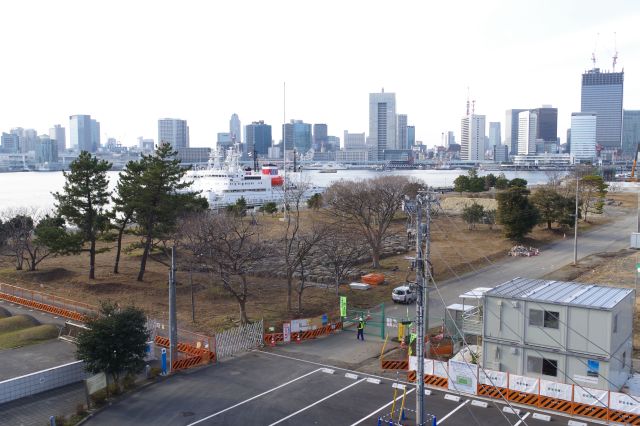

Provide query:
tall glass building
left=570, top=112, right=597, bottom=162
left=158, top=118, right=189, bottom=149
left=622, top=110, right=640, bottom=158
left=581, top=69, right=624, bottom=150
left=283, top=120, right=312, bottom=153
left=245, top=121, right=272, bottom=156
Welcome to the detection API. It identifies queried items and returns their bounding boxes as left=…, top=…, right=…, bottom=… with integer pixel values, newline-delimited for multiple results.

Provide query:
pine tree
left=111, top=160, right=144, bottom=274
left=133, top=143, right=207, bottom=281
left=53, top=151, right=112, bottom=279
left=496, top=187, right=539, bottom=240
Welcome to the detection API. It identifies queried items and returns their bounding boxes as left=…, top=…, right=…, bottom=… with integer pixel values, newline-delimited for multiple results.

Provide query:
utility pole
left=404, top=191, right=436, bottom=425
left=169, top=247, right=178, bottom=373
left=573, top=173, right=579, bottom=265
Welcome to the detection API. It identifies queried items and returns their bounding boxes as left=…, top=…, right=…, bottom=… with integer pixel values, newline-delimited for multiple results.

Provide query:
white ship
left=187, top=146, right=323, bottom=209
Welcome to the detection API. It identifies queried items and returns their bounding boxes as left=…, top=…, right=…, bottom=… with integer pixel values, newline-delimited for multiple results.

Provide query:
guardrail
left=0, top=282, right=97, bottom=315
left=407, top=356, right=640, bottom=424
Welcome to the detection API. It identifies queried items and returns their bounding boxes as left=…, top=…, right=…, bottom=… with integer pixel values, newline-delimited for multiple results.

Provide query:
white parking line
left=186, top=368, right=322, bottom=425
left=268, top=378, right=366, bottom=425
left=349, top=388, right=416, bottom=426
left=514, top=412, right=530, bottom=426
left=437, top=399, right=469, bottom=424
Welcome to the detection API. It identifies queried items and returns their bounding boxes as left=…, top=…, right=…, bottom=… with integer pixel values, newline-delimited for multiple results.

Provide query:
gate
left=345, top=303, right=385, bottom=339
left=216, top=319, right=264, bottom=359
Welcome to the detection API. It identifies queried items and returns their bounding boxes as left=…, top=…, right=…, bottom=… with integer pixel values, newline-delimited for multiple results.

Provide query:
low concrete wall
left=0, top=361, right=86, bottom=404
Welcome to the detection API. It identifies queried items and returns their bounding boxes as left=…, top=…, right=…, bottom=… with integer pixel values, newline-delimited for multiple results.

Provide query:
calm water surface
left=0, top=169, right=559, bottom=211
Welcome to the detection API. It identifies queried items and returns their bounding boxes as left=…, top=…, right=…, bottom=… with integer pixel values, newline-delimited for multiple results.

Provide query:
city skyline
left=1, top=1, right=639, bottom=149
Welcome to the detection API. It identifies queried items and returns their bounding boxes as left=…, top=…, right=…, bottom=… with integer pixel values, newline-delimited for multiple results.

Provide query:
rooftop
left=485, top=277, right=633, bottom=310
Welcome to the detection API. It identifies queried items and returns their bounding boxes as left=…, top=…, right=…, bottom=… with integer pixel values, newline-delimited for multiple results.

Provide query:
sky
left=1, top=0, right=640, bottom=149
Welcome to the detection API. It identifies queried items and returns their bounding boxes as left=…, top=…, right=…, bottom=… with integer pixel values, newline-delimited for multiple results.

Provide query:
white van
left=392, top=285, right=416, bottom=304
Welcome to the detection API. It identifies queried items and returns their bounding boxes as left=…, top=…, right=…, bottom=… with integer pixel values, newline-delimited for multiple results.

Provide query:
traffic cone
left=296, top=333, right=301, bottom=344
left=269, top=335, right=275, bottom=347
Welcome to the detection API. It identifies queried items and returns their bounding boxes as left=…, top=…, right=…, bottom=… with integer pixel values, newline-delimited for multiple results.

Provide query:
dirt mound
left=0, top=324, right=59, bottom=349
left=0, top=314, right=40, bottom=334
left=24, top=267, right=76, bottom=282
left=0, top=307, right=11, bottom=318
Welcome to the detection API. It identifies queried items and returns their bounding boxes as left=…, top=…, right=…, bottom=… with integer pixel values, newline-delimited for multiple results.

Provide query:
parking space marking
left=186, top=368, right=322, bottom=426
left=268, top=378, right=366, bottom=425
left=349, top=388, right=416, bottom=426
left=437, top=399, right=469, bottom=424
left=514, top=412, right=530, bottom=426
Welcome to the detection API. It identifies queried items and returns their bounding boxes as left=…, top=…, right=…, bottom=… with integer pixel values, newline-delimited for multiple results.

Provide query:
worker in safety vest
left=356, top=317, right=365, bottom=341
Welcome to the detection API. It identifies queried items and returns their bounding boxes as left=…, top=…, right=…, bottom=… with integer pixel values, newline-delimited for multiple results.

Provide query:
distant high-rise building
left=216, top=132, right=233, bottom=154
left=326, top=136, right=340, bottom=152
left=18, top=128, right=38, bottom=153
left=566, top=129, right=572, bottom=153
left=494, top=144, right=509, bottom=163
left=343, top=131, right=366, bottom=150
left=534, top=106, right=558, bottom=143
left=505, top=109, right=526, bottom=156
left=518, top=110, right=538, bottom=155
left=35, top=135, right=58, bottom=163
left=158, top=118, right=189, bottom=149
left=137, top=137, right=155, bottom=152
left=90, top=119, right=100, bottom=152
left=397, top=114, right=408, bottom=149
left=489, top=122, right=501, bottom=147
left=571, top=112, right=597, bottom=162
left=283, top=120, right=312, bottom=153
left=230, top=113, right=241, bottom=143
left=622, top=110, right=640, bottom=158
left=369, top=90, right=397, bottom=160
left=1, top=132, right=19, bottom=153
left=407, top=126, right=415, bottom=148
left=581, top=69, right=623, bottom=150
left=460, top=114, right=486, bottom=161
left=245, top=121, right=272, bottom=156
left=445, top=131, right=455, bottom=148
left=49, top=124, right=66, bottom=151
left=70, top=115, right=94, bottom=152
left=313, top=123, right=328, bottom=151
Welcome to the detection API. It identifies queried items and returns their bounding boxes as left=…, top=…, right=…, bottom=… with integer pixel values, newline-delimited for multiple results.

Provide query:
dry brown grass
left=0, top=198, right=616, bottom=336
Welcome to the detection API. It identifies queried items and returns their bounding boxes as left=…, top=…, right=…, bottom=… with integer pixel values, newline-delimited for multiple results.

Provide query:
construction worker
left=356, top=317, right=365, bottom=341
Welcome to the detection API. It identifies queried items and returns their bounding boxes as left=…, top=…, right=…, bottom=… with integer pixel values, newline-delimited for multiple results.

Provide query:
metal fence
left=216, top=319, right=264, bottom=360
left=0, top=361, right=86, bottom=404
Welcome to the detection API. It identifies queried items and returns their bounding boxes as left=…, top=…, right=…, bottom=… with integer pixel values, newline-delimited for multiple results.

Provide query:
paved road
left=385, top=208, right=636, bottom=324
left=83, top=350, right=597, bottom=426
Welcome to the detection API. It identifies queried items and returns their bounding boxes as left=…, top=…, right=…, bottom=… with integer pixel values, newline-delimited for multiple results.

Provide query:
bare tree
left=318, top=230, right=368, bottom=295
left=291, top=223, right=327, bottom=315
left=180, top=212, right=263, bottom=325
left=324, top=175, right=410, bottom=268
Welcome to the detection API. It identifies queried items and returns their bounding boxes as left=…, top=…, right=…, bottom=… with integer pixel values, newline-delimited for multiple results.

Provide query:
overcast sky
left=1, top=0, right=639, bottom=148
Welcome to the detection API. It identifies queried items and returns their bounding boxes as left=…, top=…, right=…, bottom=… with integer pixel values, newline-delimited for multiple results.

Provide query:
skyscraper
left=49, top=125, right=66, bottom=151
left=230, top=113, right=241, bottom=143
left=581, top=69, right=624, bottom=150
left=534, top=106, right=558, bottom=143
left=397, top=114, right=408, bottom=150
left=245, top=121, right=272, bottom=156
left=313, top=123, right=328, bottom=151
left=460, top=114, right=486, bottom=161
left=369, top=90, right=397, bottom=161
left=622, top=110, right=640, bottom=157
left=505, top=109, right=526, bottom=155
left=283, top=120, right=312, bottom=153
left=91, top=119, right=100, bottom=152
left=69, top=115, right=94, bottom=152
left=343, top=131, right=366, bottom=149
left=488, top=122, right=501, bottom=148
left=518, top=110, right=538, bottom=155
left=1, top=132, right=19, bottom=153
left=35, top=135, right=58, bottom=163
left=571, top=112, right=597, bottom=162
left=158, top=118, right=189, bottom=149
left=407, top=126, right=416, bottom=148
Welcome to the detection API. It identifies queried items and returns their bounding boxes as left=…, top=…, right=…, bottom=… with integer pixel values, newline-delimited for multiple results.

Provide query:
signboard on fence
left=540, top=379, right=572, bottom=401
left=340, top=296, right=347, bottom=317
left=290, top=319, right=309, bottom=333
left=610, top=392, right=640, bottom=414
left=448, top=360, right=478, bottom=395
left=433, top=361, right=448, bottom=378
left=283, top=322, right=291, bottom=343
left=509, top=374, right=539, bottom=394
left=479, top=369, right=507, bottom=388
left=85, top=372, right=107, bottom=395
left=574, top=386, right=608, bottom=407
left=408, top=356, right=434, bottom=375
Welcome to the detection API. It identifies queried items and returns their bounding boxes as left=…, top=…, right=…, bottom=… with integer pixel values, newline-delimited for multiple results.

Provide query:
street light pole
left=414, top=197, right=424, bottom=425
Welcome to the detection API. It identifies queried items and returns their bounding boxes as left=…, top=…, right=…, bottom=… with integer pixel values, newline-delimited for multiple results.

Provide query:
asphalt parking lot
left=84, top=350, right=598, bottom=426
